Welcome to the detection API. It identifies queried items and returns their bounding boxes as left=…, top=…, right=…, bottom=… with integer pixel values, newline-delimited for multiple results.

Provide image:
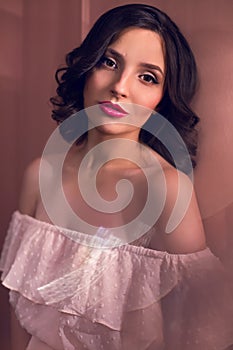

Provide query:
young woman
left=1, top=4, right=233, bottom=350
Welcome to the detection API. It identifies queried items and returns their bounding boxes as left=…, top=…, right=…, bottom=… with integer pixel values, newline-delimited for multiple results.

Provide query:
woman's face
left=83, top=27, right=165, bottom=138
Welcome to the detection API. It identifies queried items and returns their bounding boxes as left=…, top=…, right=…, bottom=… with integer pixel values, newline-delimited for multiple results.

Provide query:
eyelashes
left=98, top=55, right=160, bottom=85
left=100, top=56, right=117, bottom=69
left=139, top=74, right=159, bottom=85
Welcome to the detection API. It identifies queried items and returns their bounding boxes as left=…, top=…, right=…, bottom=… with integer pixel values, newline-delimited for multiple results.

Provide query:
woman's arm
left=10, top=159, right=41, bottom=349
left=18, top=158, right=40, bottom=216
left=11, top=308, right=31, bottom=350
left=150, top=168, right=206, bottom=254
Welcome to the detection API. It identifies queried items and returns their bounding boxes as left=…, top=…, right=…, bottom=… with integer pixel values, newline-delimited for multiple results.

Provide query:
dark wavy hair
left=50, top=4, right=199, bottom=174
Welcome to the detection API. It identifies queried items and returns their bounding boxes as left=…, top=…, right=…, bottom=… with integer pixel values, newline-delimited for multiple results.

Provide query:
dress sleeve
left=160, top=250, right=233, bottom=350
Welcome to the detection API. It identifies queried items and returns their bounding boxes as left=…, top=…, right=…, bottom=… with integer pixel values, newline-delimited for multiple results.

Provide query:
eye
left=139, top=73, right=159, bottom=85
left=100, top=56, right=117, bottom=69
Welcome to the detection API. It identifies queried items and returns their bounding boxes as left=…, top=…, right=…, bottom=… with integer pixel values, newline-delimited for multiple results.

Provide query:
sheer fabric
left=1, top=211, right=233, bottom=349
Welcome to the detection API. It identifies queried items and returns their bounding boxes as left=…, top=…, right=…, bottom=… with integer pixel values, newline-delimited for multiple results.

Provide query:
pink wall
left=0, top=0, right=232, bottom=348
left=0, top=1, right=82, bottom=348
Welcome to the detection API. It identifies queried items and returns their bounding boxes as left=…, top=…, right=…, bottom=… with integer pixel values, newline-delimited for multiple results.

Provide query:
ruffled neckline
left=12, top=210, right=209, bottom=258
left=1, top=210, right=233, bottom=350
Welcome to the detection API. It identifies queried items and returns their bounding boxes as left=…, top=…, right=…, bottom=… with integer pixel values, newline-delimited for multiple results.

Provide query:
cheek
left=84, top=75, right=94, bottom=93
left=139, top=90, right=163, bottom=111
left=84, top=74, right=105, bottom=100
left=83, top=76, right=96, bottom=106
left=86, top=70, right=106, bottom=88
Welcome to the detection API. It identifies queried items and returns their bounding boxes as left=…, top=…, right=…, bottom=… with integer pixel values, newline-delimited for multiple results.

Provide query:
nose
left=110, top=71, right=130, bottom=99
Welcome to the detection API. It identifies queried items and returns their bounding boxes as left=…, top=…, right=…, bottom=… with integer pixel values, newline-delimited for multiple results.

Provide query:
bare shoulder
left=162, top=165, right=193, bottom=202
left=18, top=158, right=41, bottom=216
left=150, top=163, right=206, bottom=254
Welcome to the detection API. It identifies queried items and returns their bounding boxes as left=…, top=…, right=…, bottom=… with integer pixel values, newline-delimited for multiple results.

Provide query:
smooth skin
left=13, top=28, right=206, bottom=349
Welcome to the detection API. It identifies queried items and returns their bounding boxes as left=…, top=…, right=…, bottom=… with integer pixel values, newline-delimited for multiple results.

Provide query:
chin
left=96, top=123, right=128, bottom=134
left=95, top=123, right=140, bottom=138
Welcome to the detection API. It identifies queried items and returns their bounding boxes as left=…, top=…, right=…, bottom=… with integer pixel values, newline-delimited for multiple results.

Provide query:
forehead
left=109, top=27, right=165, bottom=69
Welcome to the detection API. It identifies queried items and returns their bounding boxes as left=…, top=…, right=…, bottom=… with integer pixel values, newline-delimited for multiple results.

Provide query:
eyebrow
left=106, top=47, right=164, bottom=76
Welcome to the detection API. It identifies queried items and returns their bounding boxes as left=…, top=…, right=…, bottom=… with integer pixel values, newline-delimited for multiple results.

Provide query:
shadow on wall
left=0, top=1, right=82, bottom=348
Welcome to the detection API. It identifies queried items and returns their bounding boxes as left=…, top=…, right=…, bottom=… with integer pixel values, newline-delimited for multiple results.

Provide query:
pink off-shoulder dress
left=1, top=211, right=233, bottom=350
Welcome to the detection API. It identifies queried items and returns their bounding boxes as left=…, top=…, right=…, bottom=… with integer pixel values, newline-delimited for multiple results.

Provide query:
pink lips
left=99, top=101, right=129, bottom=118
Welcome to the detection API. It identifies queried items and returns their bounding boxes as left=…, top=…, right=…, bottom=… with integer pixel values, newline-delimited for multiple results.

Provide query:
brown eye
left=139, top=73, right=158, bottom=84
left=101, top=56, right=117, bottom=69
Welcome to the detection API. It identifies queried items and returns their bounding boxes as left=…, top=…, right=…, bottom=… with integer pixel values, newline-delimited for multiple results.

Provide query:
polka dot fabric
left=1, top=211, right=233, bottom=349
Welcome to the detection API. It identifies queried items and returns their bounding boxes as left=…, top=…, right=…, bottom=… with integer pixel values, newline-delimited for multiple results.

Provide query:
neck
left=81, top=129, right=148, bottom=171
